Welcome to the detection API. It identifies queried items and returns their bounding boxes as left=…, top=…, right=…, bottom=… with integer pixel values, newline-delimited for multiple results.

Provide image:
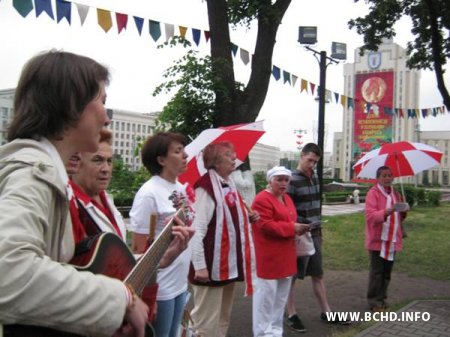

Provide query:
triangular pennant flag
left=133, top=16, right=144, bottom=35
left=415, top=108, right=420, bottom=118
left=13, top=0, right=33, bottom=17
left=56, top=0, right=71, bottom=24
left=192, top=28, right=201, bottom=46
left=116, top=13, right=128, bottom=33
left=35, top=0, right=54, bottom=19
left=334, top=92, right=339, bottom=104
left=149, top=20, right=161, bottom=41
left=97, top=9, right=112, bottom=33
left=300, top=79, right=308, bottom=93
left=340, top=95, right=347, bottom=108
left=283, top=70, right=291, bottom=84
left=76, top=3, right=89, bottom=25
left=165, top=23, right=174, bottom=42
left=407, top=109, right=413, bottom=118
left=179, top=26, right=187, bottom=38
left=204, top=31, right=210, bottom=42
left=383, top=107, right=394, bottom=115
left=309, top=82, right=316, bottom=96
left=325, top=90, right=332, bottom=102
left=231, top=43, right=238, bottom=57
left=272, top=66, right=281, bottom=81
left=291, top=74, right=298, bottom=87
left=398, top=108, right=404, bottom=118
left=347, top=97, right=353, bottom=109
left=421, top=108, right=428, bottom=118
left=240, top=49, right=250, bottom=65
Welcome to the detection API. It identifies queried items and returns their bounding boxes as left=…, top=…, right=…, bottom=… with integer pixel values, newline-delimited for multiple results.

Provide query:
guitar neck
left=125, top=208, right=185, bottom=294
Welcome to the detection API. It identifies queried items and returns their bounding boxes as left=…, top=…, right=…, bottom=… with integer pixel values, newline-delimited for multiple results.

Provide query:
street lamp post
left=298, top=26, right=346, bottom=210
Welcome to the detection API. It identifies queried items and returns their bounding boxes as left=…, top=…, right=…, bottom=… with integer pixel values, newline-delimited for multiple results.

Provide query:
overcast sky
left=1, top=0, right=449, bottom=151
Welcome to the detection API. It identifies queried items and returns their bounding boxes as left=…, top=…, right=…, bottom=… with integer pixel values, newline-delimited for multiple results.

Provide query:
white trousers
left=252, top=276, right=292, bottom=337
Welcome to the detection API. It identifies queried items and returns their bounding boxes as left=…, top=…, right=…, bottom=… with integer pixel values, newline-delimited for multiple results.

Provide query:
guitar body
left=71, top=232, right=136, bottom=279
left=4, top=233, right=155, bottom=337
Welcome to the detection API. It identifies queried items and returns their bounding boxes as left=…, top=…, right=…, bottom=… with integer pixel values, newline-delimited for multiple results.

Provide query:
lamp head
left=298, top=26, right=317, bottom=45
left=331, top=42, right=347, bottom=60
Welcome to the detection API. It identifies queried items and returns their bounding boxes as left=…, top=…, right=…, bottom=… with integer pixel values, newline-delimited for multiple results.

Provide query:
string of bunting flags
left=10, top=0, right=448, bottom=119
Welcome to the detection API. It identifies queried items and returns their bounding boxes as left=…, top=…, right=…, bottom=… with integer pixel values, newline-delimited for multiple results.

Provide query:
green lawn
left=322, top=202, right=450, bottom=281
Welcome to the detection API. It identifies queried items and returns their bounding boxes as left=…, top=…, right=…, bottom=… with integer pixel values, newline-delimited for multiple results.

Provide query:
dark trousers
left=367, top=250, right=394, bottom=308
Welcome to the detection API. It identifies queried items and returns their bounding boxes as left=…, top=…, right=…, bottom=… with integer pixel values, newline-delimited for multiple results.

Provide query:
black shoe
left=320, top=312, right=351, bottom=325
left=285, top=314, right=307, bottom=333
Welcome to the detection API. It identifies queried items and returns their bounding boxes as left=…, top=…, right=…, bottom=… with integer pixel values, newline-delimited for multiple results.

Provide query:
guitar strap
left=76, top=199, right=103, bottom=238
left=72, top=199, right=103, bottom=257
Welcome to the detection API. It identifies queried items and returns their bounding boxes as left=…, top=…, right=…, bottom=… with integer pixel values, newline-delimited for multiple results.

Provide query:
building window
left=443, top=171, right=449, bottom=186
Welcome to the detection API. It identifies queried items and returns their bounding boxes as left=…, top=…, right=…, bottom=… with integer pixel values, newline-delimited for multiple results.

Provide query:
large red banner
left=352, top=71, right=394, bottom=162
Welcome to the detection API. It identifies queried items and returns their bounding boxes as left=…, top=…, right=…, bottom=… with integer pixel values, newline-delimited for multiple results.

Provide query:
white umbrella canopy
left=353, top=141, right=443, bottom=179
left=179, top=121, right=265, bottom=186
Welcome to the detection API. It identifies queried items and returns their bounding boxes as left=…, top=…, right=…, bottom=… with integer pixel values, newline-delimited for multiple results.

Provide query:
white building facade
left=248, top=143, right=282, bottom=173
left=0, top=89, right=14, bottom=146
left=333, top=39, right=419, bottom=181
left=106, top=109, right=158, bottom=170
left=332, top=39, right=450, bottom=186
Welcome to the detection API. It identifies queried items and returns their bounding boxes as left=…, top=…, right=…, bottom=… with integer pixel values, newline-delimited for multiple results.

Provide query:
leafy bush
left=108, top=159, right=150, bottom=207
left=401, top=185, right=441, bottom=207
left=426, top=191, right=441, bottom=206
left=402, top=185, right=417, bottom=206
left=253, top=171, right=267, bottom=194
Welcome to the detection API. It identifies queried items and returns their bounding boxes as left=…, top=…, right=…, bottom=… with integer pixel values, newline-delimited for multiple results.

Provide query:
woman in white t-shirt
left=129, top=132, right=195, bottom=337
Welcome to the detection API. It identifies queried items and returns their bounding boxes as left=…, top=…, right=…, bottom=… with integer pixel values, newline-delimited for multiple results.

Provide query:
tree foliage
left=153, top=0, right=292, bottom=140
left=153, top=46, right=218, bottom=138
left=108, top=158, right=150, bottom=206
left=348, top=0, right=450, bottom=110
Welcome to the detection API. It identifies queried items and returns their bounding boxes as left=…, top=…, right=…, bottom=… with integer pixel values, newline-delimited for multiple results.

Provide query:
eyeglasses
left=90, top=156, right=113, bottom=167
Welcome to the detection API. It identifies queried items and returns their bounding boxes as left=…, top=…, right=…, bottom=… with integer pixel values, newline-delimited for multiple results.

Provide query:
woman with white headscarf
left=251, top=166, right=310, bottom=337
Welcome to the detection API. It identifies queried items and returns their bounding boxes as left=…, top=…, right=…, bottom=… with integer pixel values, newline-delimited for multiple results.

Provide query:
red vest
left=189, top=173, right=244, bottom=286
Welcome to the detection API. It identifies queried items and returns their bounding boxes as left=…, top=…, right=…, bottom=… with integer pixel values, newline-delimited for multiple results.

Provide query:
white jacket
left=0, top=139, right=127, bottom=337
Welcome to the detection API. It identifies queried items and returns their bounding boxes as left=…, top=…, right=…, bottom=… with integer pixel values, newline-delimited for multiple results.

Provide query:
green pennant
left=13, top=0, right=33, bottom=18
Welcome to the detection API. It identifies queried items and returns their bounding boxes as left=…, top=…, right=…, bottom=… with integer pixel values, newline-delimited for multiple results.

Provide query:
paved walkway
left=322, top=202, right=365, bottom=216
left=355, top=300, right=450, bottom=337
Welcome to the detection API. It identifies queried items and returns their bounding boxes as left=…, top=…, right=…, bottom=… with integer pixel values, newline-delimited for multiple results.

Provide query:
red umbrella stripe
left=212, top=129, right=265, bottom=160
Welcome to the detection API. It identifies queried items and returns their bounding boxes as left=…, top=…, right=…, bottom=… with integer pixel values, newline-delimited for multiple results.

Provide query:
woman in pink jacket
left=251, top=166, right=310, bottom=337
left=365, top=165, right=408, bottom=312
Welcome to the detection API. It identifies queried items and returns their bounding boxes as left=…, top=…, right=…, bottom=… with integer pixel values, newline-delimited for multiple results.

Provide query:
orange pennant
left=300, top=79, right=308, bottom=93
left=97, top=8, right=112, bottom=32
left=179, top=26, right=187, bottom=38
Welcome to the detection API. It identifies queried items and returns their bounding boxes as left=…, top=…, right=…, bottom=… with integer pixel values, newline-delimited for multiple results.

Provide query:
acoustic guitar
left=4, top=208, right=186, bottom=337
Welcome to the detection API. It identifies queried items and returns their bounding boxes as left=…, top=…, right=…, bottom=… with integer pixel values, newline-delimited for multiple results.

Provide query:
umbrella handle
left=395, top=153, right=406, bottom=200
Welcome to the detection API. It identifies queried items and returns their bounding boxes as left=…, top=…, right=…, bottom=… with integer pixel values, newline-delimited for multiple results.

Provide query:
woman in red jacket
left=251, top=166, right=310, bottom=337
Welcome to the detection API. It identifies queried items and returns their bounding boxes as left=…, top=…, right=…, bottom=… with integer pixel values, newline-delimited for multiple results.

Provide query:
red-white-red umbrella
left=353, top=141, right=443, bottom=179
left=179, top=121, right=265, bottom=186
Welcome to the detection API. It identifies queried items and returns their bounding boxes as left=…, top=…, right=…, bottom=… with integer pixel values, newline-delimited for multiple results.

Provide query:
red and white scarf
left=377, top=184, right=400, bottom=261
left=209, top=169, right=255, bottom=296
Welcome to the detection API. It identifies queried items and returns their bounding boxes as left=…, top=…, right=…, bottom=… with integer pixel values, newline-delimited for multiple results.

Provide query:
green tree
left=108, top=158, right=136, bottom=206
left=154, top=0, right=292, bottom=137
left=348, top=0, right=450, bottom=110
